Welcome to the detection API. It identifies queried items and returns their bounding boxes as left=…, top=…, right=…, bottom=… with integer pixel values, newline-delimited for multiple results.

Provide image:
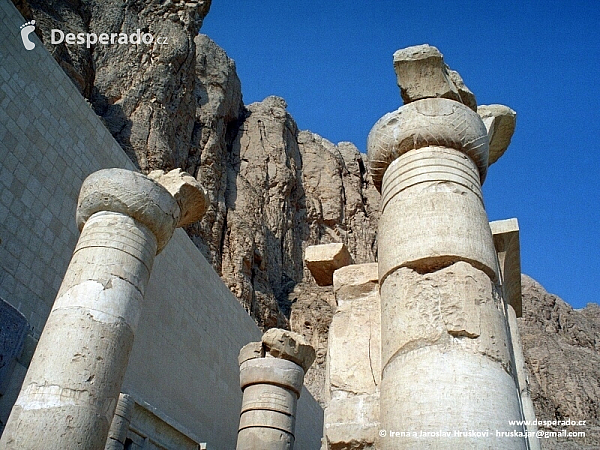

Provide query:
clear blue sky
left=202, top=1, right=600, bottom=309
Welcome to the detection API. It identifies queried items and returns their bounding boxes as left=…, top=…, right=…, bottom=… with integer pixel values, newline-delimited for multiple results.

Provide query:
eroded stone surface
left=305, top=243, right=353, bottom=287
left=328, top=285, right=380, bottom=394
left=105, top=393, right=135, bottom=450
left=288, top=283, right=334, bottom=406
left=380, top=262, right=511, bottom=371
left=324, top=392, right=379, bottom=450
left=376, top=147, right=498, bottom=283
left=262, top=328, right=316, bottom=373
left=491, top=218, right=522, bottom=316
left=380, top=347, right=526, bottom=450
left=332, top=262, right=378, bottom=301
left=238, top=341, right=263, bottom=366
left=478, top=104, right=517, bottom=165
left=393, top=44, right=477, bottom=111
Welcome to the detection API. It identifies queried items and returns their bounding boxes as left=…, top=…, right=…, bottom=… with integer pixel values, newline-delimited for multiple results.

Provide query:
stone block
left=393, top=44, right=477, bottom=111
left=325, top=263, right=380, bottom=449
left=238, top=341, right=263, bottom=365
left=490, top=218, right=522, bottom=317
left=324, top=392, right=379, bottom=450
left=478, top=104, right=517, bottom=165
left=304, top=243, right=352, bottom=286
left=328, top=289, right=380, bottom=394
left=332, top=263, right=378, bottom=301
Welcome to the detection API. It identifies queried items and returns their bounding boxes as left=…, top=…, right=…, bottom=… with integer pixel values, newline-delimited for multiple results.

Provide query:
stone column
left=323, top=263, right=381, bottom=449
left=236, top=329, right=316, bottom=450
left=104, top=393, right=135, bottom=450
left=0, top=168, right=206, bottom=450
left=368, top=45, right=526, bottom=449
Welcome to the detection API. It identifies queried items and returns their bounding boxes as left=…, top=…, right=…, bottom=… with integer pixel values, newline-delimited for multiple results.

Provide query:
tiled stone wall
left=0, top=1, right=323, bottom=448
left=0, top=1, right=133, bottom=335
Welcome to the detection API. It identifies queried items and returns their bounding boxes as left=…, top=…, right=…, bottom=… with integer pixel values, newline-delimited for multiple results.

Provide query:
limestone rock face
left=217, top=96, right=305, bottom=329
left=518, top=275, right=600, bottom=450
left=212, top=98, right=380, bottom=332
left=186, top=33, right=244, bottom=270
left=14, top=0, right=217, bottom=173
left=288, top=282, right=334, bottom=406
left=298, top=131, right=380, bottom=265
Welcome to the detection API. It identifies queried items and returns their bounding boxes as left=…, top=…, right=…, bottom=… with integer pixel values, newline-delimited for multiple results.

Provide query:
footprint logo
left=20, top=20, right=36, bottom=51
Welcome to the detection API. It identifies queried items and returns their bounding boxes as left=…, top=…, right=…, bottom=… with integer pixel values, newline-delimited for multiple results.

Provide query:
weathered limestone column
left=0, top=168, right=206, bottom=450
left=104, top=393, right=135, bottom=450
left=368, top=45, right=526, bottom=449
left=323, top=263, right=381, bottom=449
left=237, top=329, right=316, bottom=450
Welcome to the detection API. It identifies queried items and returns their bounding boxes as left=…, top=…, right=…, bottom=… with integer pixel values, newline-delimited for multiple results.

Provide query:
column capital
left=76, top=168, right=206, bottom=254
left=368, top=98, right=489, bottom=192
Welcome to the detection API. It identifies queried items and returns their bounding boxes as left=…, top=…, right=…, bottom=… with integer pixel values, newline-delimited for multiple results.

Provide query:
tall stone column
left=236, top=329, right=316, bottom=450
left=0, top=168, right=206, bottom=450
left=368, top=45, right=526, bottom=449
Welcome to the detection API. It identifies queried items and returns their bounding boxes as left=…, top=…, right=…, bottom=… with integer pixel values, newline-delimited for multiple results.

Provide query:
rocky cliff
left=13, top=0, right=379, bottom=333
left=12, top=0, right=599, bottom=447
left=519, top=276, right=600, bottom=449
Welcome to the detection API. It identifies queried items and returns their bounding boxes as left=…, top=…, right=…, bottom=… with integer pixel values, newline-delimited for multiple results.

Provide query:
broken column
left=368, top=45, right=526, bottom=449
left=237, top=329, right=316, bottom=450
left=0, top=168, right=207, bottom=450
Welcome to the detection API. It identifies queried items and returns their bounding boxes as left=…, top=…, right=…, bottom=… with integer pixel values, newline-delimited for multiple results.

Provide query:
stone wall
left=0, top=1, right=323, bottom=448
